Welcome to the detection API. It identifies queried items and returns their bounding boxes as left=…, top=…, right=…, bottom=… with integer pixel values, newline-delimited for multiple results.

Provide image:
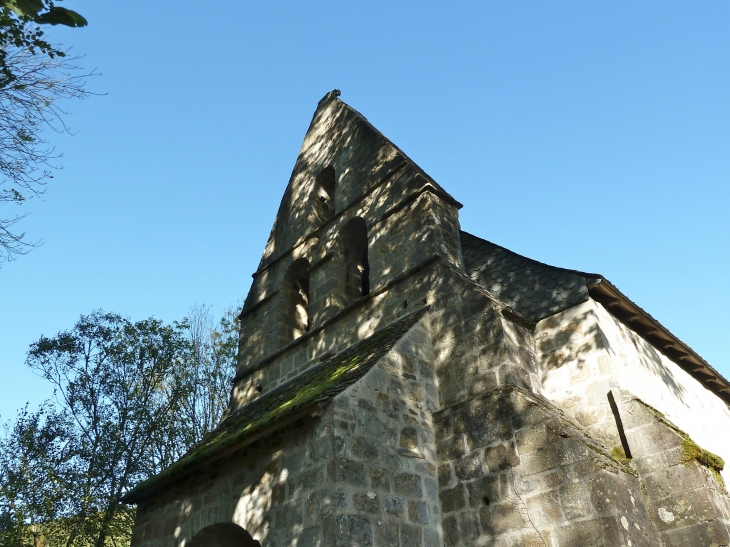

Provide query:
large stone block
left=554, top=517, right=622, bottom=547
left=480, top=502, right=527, bottom=535
left=327, top=513, right=373, bottom=547
left=559, top=482, right=594, bottom=521
left=440, top=484, right=466, bottom=514
left=525, top=490, right=562, bottom=526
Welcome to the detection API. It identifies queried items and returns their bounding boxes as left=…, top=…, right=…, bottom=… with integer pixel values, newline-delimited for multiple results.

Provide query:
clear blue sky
left=2, top=1, right=729, bottom=420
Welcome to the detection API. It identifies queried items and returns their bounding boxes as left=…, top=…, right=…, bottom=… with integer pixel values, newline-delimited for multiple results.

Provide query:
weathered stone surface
left=394, top=472, right=423, bottom=497
left=400, top=523, right=422, bottom=547
left=558, top=517, right=626, bottom=547
left=126, top=93, right=730, bottom=547
left=440, top=485, right=466, bottom=514
left=408, top=500, right=430, bottom=525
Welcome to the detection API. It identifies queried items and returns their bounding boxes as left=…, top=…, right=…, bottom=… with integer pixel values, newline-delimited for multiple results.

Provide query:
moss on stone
left=582, top=441, right=636, bottom=476
left=681, top=437, right=725, bottom=488
left=637, top=398, right=725, bottom=489
left=124, top=307, right=428, bottom=503
left=611, top=446, right=630, bottom=466
left=642, top=402, right=666, bottom=421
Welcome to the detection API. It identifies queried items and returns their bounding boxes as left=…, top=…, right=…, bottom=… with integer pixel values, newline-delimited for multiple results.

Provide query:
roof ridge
left=459, top=230, right=602, bottom=282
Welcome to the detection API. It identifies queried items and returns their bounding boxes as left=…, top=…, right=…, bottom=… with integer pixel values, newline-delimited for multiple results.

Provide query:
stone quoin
left=123, top=92, right=730, bottom=547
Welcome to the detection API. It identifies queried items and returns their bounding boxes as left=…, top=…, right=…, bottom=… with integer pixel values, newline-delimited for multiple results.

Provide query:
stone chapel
left=123, top=91, right=730, bottom=547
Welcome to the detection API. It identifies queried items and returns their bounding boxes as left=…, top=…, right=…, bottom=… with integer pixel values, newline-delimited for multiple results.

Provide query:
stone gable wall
left=534, top=298, right=730, bottom=486
left=324, top=318, right=442, bottom=547
left=435, top=386, right=658, bottom=547
left=258, top=96, right=405, bottom=269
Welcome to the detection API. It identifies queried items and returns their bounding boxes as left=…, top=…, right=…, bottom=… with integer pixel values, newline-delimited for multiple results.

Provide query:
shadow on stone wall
left=187, top=522, right=260, bottom=547
left=437, top=384, right=660, bottom=547
left=536, top=305, right=688, bottom=407
left=605, top=308, right=688, bottom=405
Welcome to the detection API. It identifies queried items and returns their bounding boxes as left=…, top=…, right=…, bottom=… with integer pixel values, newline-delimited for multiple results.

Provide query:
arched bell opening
left=339, top=217, right=370, bottom=304
left=187, top=522, right=261, bottom=547
left=311, top=166, right=336, bottom=225
left=280, top=258, right=310, bottom=342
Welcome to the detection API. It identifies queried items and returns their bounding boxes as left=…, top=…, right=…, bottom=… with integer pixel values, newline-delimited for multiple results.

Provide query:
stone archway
left=187, top=523, right=261, bottom=547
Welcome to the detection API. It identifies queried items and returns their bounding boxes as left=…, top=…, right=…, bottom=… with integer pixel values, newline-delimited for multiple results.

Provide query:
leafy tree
left=0, top=303, right=242, bottom=547
left=178, top=302, right=241, bottom=445
left=1, top=0, right=86, bottom=87
left=0, top=404, right=75, bottom=547
left=25, top=311, right=194, bottom=547
left=0, top=0, right=90, bottom=265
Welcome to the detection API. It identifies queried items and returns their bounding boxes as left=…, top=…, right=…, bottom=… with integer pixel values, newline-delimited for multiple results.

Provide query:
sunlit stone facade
left=124, top=92, right=730, bottom=547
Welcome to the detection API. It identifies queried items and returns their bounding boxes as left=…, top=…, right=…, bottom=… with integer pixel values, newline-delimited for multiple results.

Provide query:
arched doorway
left=187, top=523, right=261, bottom=547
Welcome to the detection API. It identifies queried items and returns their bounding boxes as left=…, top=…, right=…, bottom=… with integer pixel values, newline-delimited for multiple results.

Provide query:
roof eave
left=122, top=403, right=318, bottom=505
left=587, top=278, right=730, bottom=403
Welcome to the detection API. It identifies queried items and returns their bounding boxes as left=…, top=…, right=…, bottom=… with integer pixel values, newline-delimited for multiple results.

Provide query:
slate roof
left=460, top=230, right=730, bottom=401
left=460, top=230, right=601, bottom=322
left=123, top=307, right=428, bottom=504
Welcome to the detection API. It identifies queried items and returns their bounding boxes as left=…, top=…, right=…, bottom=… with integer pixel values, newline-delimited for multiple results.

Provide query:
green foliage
left=0, top=404, right=74, bottom=547
left=0, top=0, right=86, bottom=88
left=0, top=0, right=89, bottom=265
left=20, top=311, right=196, bottom=547
left=1, top=303, right=243, bottom=546
left=1, top=0, right=85, bottom=29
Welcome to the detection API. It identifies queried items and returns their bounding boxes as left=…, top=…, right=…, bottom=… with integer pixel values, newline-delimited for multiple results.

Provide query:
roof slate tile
left=460, top=231, right=595, bottom=322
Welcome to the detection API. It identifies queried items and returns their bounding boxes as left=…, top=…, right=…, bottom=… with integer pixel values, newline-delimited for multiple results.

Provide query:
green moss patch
left=611, top=446, right=630, bottom=466
left=636, top=398, right=725, bottom=488
left=681, top=437, right=725, bottom=488
left=124, top=307, right=428, bottom=503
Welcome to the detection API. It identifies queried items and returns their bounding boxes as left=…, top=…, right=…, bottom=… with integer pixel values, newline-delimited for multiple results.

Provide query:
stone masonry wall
left=235, top=167, right=457, bottom=352
left=130, top=412, right=334, bottom=547
left=534, top=298, right=730, bottom=486
left=325, top=317, right=442, bottom=547
left=532, top=299, right=623, bottom=452
left=131, top=316, right=440, bottom=547
left=230, top=259, right=435, bottom=413
left=435, top=385, right=659, bottom=547
left=428, top=277, right=539, bottom=410
left=231, top=184, right=461, bottom=413
left=257, top=94, right=405, bottom=269
left=613, top=390, right=730, bottom=547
